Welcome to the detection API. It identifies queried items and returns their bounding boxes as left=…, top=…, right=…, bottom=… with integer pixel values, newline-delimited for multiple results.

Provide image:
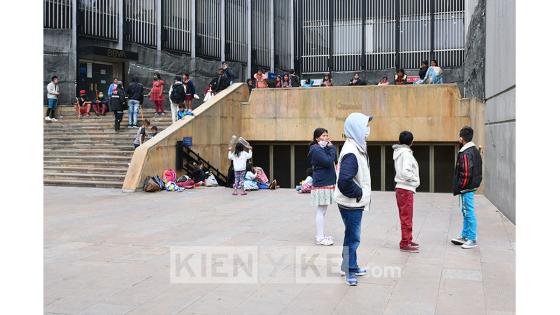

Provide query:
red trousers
left=154, top=100, right=164, bottom=113
left=396, top=188, right=414, bottom=248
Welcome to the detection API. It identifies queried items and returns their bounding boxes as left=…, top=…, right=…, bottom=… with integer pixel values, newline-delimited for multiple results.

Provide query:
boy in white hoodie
left=393, top=131, right=420, bottom=253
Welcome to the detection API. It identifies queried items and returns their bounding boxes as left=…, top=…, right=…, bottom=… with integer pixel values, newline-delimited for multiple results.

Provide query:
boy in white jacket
left=393, top=131, right=420, bottom=253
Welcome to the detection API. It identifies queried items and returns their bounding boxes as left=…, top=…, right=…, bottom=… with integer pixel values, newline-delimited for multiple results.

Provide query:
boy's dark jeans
left=339, top=205, right=363, bottom=274
left=114, top=111, right=123, bottom=131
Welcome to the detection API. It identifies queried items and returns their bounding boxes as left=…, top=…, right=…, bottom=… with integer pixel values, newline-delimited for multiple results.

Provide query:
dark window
left=434, top=145, right=456, bottom=193
left=273, top=145, right=291, bottom=188
left=295, top=145, right=311, bottom=187
left=367, top=145, right=382, bottom=191
left=251, top=144, right=270, bottom=179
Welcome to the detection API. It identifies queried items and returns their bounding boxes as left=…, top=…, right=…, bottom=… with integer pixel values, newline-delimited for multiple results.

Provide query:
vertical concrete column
left=220, top=0, right=226, bottom=62
left=269, top=144, right=274, bottom=181
left=71, top=0, right=78, bottom=98
left=289, top=0, right=295, bottom=70
left=247, top=0, right=252, bottom=79
left=269, top=0, right=275, bottom=72
left=156, top=0, right=162, bottom=68
left=191, top=0, right=196, bottom=60
left=429, top=145, right=435, bottom=192
left=117, top=0, right=124, bottom=50
left=290, top=145, right=295, bottom=188
left=380, top=145, right=386, bottom=191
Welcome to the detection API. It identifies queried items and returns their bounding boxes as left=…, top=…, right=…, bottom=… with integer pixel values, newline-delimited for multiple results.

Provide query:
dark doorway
left=78, top=62, right=115, bottom=101
left=273, top=145, right=291, bottom=188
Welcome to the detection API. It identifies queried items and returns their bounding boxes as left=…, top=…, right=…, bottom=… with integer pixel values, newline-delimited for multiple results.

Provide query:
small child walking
left=393, top=131, right=420, bottom=253
left=228, top=142, right=252, bottom=195
left=451, top=126, right=483, bottom=249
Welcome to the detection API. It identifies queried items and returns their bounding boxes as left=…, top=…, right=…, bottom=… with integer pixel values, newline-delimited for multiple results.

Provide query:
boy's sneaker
left=410, top=241, right=419, bottom=247
left=461, top=240, right=478, bottom=249
left=316, top=237, right=334, bottom=246
left=51, top=118, right=58, bottom=122
left=400, top=245, right=419, bottom=253
left=451, top=236, right=468, bottom=245
left=345, top=273, right=358, bottom=286
left=128, top=125, right=133, bottom=128
left=45, top=116, right=51, bottom=121
left=340, top=268, right=367, bottom=277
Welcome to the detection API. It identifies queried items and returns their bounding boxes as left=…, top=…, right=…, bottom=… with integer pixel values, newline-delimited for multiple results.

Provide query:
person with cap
left=109, top=81, right=127, bottom=131
left=334, top=112, right=373, bottom=286
left=74, top=89, right=92, bottom=119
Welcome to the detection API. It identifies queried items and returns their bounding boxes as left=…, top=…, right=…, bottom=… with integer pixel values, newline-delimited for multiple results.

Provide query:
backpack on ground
left=143, top=176, right=161, bottom=192
left=163, top=169, right=177, bottom=183
left=176, top=179, right=195, bottom=189
left=170, top=83, right=186, bottom=104
left=152, top=176, right=165, bottom=189
left=205, top=174, right=219, bottom=187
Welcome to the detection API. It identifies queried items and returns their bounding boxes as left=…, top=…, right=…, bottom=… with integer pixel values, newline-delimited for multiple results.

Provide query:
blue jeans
left=47, top=98, right=58, bottom=109
left=339, top=206, right=363, bottom=274
left=128, top=100, right=140, bottom=126
left=460, top=191, right=477, bottom=240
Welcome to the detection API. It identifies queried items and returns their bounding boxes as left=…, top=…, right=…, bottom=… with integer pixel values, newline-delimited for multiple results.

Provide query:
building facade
left=44, top=0, right=468, bottom=104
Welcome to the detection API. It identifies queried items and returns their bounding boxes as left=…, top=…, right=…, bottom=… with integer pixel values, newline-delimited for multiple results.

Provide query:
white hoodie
left=392, top=144, right=420, bottom=192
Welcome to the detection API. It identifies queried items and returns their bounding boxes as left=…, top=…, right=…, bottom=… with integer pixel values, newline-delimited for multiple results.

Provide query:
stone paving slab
left=45, top=187, right=515, bottom=315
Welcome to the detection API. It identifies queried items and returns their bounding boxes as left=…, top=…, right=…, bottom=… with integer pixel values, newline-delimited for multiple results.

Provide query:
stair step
left=44, top=161, right=130, bottom=168
left=44, top=179, right=123, bottom=188
left=44, top=149, right=134, bottom=156
left=44, top=172, right=126, bottom=181
left=45, top=155, right=132, bottom=161
left=44, top=166, right=128, bottom=174
left=44, top=144, right=134, bottom=150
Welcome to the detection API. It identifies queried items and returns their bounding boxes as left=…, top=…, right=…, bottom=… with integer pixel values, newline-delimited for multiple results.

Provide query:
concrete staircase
left=44, top=106, right=174, bottom=188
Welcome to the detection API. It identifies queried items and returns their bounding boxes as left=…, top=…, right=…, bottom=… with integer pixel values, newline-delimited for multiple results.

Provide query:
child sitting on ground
left=296, top=168, right=313, bottom=193
left=133, top=119, right=150, bottom=149
left=190, top=162, right=209, bottom=184
left=254, top=166, right=277, bottom=189
left=244, top=163, right=259, bottom=191
left=93, top=91, right=109, bottom=116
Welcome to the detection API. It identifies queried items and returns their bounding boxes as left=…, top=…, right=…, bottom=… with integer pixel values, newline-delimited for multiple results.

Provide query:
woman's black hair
left=51, top=75, right=58, bottom=81
left=431, top=59, right=438, bottom=66
left=398, top=68, right=405, bottom=74
left=234, top=142, right=245, bottom=157
left=422, top=60, right=429, bottom=66
left=154, top=73, right=161, bottom=79
left=306, top=168, right=313, bottom=176
left=310, top=128, right=328, bottom=146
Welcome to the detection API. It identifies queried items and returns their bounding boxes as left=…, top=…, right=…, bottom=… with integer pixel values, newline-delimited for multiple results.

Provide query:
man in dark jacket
left=222, top=62, right=236, bottom=85
left=451, top=126, right=483, bottom=249
left=214, top=69, right=230, bottom=94
left=109, top=81, right=127, bottom=131
left=289, top=69, right=300, bottom=87
left=125, top=77, right=144, bottom=128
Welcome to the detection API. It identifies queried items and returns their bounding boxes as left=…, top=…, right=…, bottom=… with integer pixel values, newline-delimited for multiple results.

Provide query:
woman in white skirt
left=308, top=128, right=338, bottom=245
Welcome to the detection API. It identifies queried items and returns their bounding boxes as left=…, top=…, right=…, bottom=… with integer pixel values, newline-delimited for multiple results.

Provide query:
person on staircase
left=149, top=73, right=165, bottom=116
left=126, top=77, right=144, bottom=128
left=169, top=76, right=187, bottom=124
left=109, top=81, right=126, bottom=132
left=45, top=75, right=60, bottom=121
left=75, top=90, right=92, bottom=119
left=182, top=73, right=196, bottom=113
left=93, top=91, right=109, bottom=116
left=133, top=119, right=150, bottom=149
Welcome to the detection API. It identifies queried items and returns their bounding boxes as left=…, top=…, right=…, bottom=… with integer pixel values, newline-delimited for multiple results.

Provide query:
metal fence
left=434, top=0, right=464, bottom=67
left=124, top=0, right=157, bottom=47
left=300, top=0, right=329, bottom=73
left=398, top=0, right=431, bottom=70
left=196, top=0, right=221, bottom=59
left=274, top=0, right=292, bottom=71
left=226, top=0, right=248, bottom=62
left=296, top=0, right=465, bottom=73
left=251, top=0, right=271, bottom=68
left=365, top=0, right=395, bottom=70
left=44, top=0, right=73, bottom=29
left=332, top=0, right=362, bottom=72
left=162, top=0, right=192, bottom=53
left=79, top=0, right=119, bottom=40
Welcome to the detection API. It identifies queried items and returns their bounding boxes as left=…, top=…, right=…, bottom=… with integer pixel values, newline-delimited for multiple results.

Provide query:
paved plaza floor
left=45, top=187, right=515, bottom=315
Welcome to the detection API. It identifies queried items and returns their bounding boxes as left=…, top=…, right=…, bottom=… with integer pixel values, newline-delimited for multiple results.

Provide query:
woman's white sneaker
left=316, top=237, right=334, bottom=246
